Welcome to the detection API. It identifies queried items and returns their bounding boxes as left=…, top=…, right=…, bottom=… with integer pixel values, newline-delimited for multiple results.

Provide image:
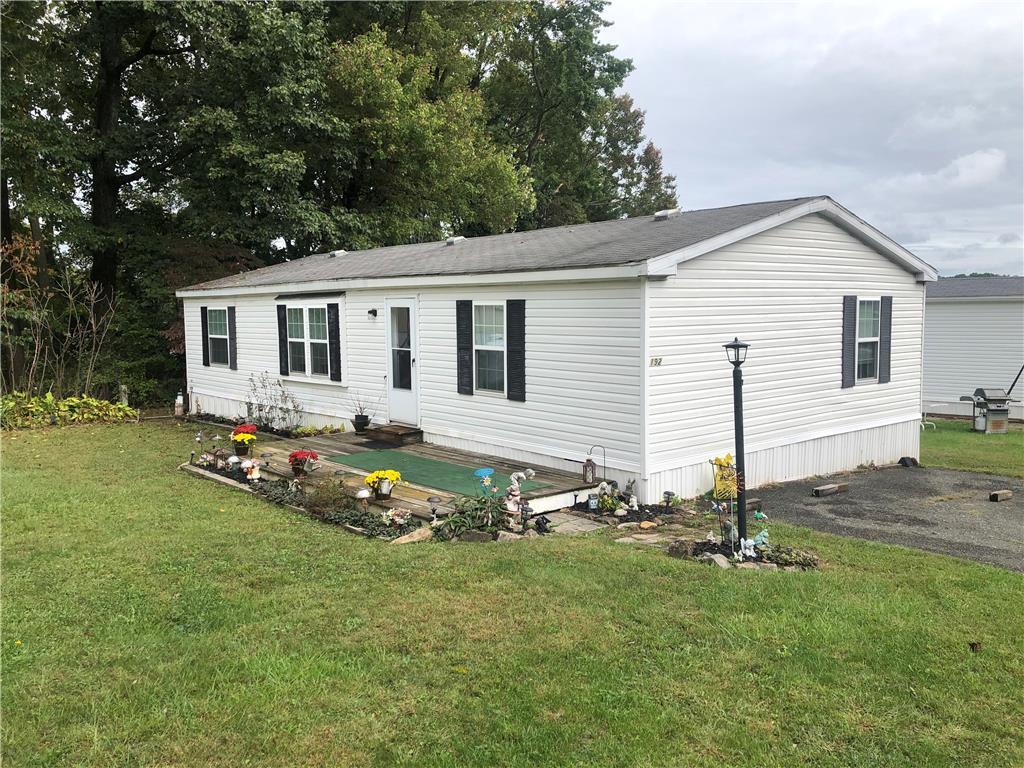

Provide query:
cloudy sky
left=602, top=0, right=1023, bottom=276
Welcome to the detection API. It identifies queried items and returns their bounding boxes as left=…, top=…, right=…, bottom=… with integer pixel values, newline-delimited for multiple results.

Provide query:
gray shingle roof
left=181, top=197, right=824, bottom=291
left=927, top=276, right=1024, bottom=299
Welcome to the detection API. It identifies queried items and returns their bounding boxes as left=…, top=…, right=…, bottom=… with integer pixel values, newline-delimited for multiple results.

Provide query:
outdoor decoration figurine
left=365, top=469, right=401, bottom=500
left=505, top=469, right=536, bottom=513
left=740, top=538, right=756, bottom=560
left=226, top=455, right=242, bottom=475
left=241, top=459, right=261, bottom=482
left=473, top=467, right=497, bottom=495
left=582, top=456, right=597, bottom=484
left=230, top=424, right=258, bottom=456
left=356, top=488, right=372, bottom=509
left=288, top=449, right=319, bottom=478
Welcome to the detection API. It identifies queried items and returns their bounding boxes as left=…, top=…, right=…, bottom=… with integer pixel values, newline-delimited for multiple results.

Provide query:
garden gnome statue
left=241, top=459, right=261, bottom=482
left=740, top=538, right=756, bottom=560
left=623, top=479, right=639, bottom=511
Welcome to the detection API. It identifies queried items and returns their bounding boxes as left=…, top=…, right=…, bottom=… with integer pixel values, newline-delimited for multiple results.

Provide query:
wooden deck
left=249, top=429, right=592, bottom=520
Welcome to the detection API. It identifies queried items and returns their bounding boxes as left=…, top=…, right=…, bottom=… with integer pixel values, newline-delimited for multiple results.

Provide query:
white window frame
left=473, top=301, right=506, bottom=395
left=286, top=302, right=334, bottom=380
left=855, top=297, right=881, bottom=382
left=207, top=307, right=230, bottom=367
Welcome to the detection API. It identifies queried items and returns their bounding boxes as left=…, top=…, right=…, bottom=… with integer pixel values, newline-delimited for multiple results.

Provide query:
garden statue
left=505, top=469, right=536, bottom=515
left=629, top=495, right=639, bottom=512
left=752, top=529, right=769, bottom=547
left=241, top=459, right=261, bottom=482
left=722, top=518, right=738, bottom=544
left=740, top=538, right=756, bottom=560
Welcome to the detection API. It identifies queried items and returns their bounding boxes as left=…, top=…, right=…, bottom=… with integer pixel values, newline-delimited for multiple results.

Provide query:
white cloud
left=874, top=149, right=1008, bottom=195
left=602, top=0, right=1023, bottom=275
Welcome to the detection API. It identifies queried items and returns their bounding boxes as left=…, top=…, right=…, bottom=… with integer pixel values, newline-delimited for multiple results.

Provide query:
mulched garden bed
left=569, top=501, right=696, bottom=525
left=181, top=462, right=419, bottom=541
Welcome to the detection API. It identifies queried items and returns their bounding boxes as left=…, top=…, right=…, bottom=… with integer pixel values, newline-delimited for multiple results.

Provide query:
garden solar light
left=356, top=488, right=372, bottom=509
left=520, top=503, right=533, bottom=533
left=663, top=490, right=674, bottom=508
left=427, top=496, right=441, bottom=518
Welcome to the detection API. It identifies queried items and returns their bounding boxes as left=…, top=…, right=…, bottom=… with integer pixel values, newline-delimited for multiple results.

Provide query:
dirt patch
left=756, top=466, right=1024, bottom=572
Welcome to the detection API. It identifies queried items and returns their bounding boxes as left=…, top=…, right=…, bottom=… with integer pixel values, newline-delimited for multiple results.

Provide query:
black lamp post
left=723, top=337, right=750, bottom=541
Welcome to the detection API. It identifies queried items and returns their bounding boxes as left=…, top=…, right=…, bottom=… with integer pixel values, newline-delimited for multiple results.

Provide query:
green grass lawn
left=3, top=423, right=1023, bottom=767
left=921, top=417, right=1024, bottom=477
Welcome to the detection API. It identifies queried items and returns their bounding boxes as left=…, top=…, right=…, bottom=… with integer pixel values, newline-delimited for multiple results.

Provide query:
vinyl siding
left=183, top=280, right=643, bottom=476
left=643, top=213, right=924, bottom=497
left=923, top=297, right=1024, bottom=419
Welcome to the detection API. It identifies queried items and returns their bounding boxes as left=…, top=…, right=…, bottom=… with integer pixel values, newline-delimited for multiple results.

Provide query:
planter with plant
left=288, top=449, right=318, bottom=478
left=348, top=390, right=381, bottom=434
left=365, top=469, right=401, bottom=500
left=230, top=424, right=258, bottom=455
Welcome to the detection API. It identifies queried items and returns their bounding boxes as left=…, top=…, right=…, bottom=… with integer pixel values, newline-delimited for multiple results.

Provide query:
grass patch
left=3, top=423, right=1023, bottom=767
left=921, top=417, right=1024, bottom=477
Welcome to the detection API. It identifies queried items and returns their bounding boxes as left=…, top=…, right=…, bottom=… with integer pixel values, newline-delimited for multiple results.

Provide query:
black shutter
left=841, top=295, right=857, bottom=388
left=200, top=306, right=210, bottom=367
left=878, top=295, right=892, bottom=384
left=227, top=306, right=238, bottom=370
left=456, top=300, right=473, bottom=395
left=506, top=299, right=526, bottom=402
left=327, top=302, right=342, bottom=382
left=276, top=305, right=289, bottom=376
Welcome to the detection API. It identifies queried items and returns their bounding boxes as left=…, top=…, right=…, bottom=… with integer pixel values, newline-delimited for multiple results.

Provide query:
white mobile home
left=176, top=196, right=937, bottom=502
left=924, top=276, right=1024, bottom=420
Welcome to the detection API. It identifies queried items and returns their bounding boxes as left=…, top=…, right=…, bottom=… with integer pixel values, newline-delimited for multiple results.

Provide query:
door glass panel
left=391, top=307, right=410, bottom=348
left=392, top=349, right=412, bottom=390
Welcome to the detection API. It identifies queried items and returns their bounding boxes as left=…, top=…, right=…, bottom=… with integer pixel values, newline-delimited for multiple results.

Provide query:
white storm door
left=386, top=298, right=418, bottom=425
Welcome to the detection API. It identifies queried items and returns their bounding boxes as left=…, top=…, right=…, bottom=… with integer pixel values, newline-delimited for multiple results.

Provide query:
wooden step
left=362, top=423, right=423, bottom=446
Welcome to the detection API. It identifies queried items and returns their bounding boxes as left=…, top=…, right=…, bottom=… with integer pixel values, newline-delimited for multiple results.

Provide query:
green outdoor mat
left=327, top=449, right=550, bottom=497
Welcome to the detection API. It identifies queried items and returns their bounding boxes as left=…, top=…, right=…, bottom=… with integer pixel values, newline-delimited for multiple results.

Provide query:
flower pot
left=234, top=443, right=250, bottom=457
left=353, top=414, right=371, bottom=433
left=291, top=465, right=306, bottom=478
left=374, top=478, right=393, bottom=500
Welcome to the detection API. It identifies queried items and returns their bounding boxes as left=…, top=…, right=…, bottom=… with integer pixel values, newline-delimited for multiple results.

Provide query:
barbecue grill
left=959, top=388, right=1014, bottom=434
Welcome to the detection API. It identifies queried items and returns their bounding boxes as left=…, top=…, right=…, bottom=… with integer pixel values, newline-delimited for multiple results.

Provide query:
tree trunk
left=88, top=2, right=123, bottom=299
left=1, top=170, right=12, bottom=245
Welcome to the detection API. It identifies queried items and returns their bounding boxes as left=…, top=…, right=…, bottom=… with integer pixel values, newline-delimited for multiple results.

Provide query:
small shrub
left=0, top=391, right=138, bottom=430
left=433, top=494, right=510, bottom=540
left=252, top=479, right=306, bottom=507
left=759, top=545, right=820, bottom=569
left=292, top=424, right=343, bottom=438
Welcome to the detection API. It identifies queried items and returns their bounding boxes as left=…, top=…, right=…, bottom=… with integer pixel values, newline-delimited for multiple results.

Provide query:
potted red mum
left=288, top=449, right=319, bottom=478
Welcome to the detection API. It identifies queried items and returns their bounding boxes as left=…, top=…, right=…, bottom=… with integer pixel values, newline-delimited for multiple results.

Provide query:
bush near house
left=0, top=391, right=137, bottom=429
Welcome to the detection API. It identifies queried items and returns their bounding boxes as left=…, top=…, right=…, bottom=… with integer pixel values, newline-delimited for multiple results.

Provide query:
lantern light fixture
left=723, top=337, right=750, bottom=367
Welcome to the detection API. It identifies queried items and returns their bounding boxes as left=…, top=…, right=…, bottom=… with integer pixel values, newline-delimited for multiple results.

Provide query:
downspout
left=919, top=285, right=927, bottom=455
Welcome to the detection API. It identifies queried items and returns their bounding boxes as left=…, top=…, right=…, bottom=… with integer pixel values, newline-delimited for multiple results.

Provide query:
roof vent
left=445, top=236, right=466, bottom=246
left=653, top=208, right=680, bottom=221
left=328, top=249, right=347, bottom=258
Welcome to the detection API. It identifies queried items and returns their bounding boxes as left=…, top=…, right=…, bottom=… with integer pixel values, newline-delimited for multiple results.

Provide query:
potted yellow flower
left=230, top=424, right=258, bottom=456
left=365, top=469, right=402, bottom=500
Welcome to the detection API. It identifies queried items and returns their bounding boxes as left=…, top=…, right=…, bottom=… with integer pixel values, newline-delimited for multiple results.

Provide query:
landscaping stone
left=989, top=489, right=1013, bottom=502
left=617, top=521, right=640, bottom=530
left=699, top=553, right=732, bottom=569
left=497, top=531, right=523, bottom=542
left=666, top=539, right=696, bottom=558
left=457, top=530, right=494, bottom=543
left=757, top=562, right=779, bottom=571
left=615, top=536, right=639, bottom=544
left=523, top=529, right=541, bottom=538
left=639, top=521, right=658, bottom=530
left=736, top=562, right=757, bottom=569
left=784, top=565, right=801, bottom=572
left=391, top=527, right=433, bottom=545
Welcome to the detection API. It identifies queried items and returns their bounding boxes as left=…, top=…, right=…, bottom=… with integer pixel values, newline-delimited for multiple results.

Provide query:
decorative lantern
left=583, top=457, right=597, bottom=484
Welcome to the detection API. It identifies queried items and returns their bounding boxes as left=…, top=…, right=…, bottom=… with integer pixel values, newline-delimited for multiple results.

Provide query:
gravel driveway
left=756, top=466, right=1024, bottom=572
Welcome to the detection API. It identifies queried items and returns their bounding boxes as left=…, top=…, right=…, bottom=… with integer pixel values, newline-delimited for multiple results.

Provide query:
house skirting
left=644, top=417, right=921, bottom=501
